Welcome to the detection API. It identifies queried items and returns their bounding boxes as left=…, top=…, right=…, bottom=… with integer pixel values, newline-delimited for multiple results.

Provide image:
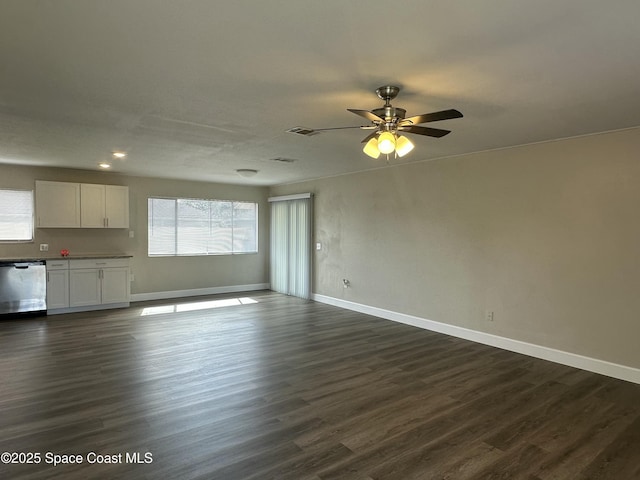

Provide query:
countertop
left=0, top=254, right=132, bottom=263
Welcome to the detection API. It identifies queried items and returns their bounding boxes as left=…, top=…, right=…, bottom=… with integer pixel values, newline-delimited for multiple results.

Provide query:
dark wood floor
left=1, top=291, right=639, bottom=480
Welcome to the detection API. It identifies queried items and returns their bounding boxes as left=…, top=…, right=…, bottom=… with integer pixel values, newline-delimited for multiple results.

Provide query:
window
left=148, top=197, right=258, bottom=256
left=0, top=189, right=34, bottom=242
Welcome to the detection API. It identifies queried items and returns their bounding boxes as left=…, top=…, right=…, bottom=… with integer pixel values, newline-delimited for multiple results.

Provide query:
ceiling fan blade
left=313, top=125, right=376, bottom=131
left=398, top=125, right=451, bottom=138
left=347, top=108, right=384, bottom=123
left=360, top=131, right=378, bottom=144
left=401, top=109, right=463, bottom=125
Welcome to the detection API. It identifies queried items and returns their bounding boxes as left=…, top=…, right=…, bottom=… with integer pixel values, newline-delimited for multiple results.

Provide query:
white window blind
left=0, top=189, right=34, bottom=242
left=148, top=197, right=257, bottom=256
left=269, top=194, right=312, bottom=300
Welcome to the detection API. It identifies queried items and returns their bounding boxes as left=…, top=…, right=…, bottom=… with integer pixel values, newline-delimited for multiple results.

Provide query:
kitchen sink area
left=0, top=255, right=132, bottom=318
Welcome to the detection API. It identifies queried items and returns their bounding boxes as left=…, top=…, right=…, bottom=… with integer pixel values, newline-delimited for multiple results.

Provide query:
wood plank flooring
left=1, top=291, right=639, bottom=479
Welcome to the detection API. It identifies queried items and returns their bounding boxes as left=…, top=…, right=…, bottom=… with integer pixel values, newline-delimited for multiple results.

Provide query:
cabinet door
left=69, top=269, right=102, bottom=307
left=35, top=181, right=81, bottom=227
left=80, top=183, right=106, bottom=228
left=46, top=269, right=69, bottom=309
left=101, top=267, right=130, bottom=304
left=105, top=185, right=129, bottom=228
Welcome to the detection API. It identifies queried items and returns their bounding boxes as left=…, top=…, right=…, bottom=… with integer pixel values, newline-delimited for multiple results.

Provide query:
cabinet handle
left=47, top=272, right=50, bottom=282
left=106, top=217, right=109, bottom=227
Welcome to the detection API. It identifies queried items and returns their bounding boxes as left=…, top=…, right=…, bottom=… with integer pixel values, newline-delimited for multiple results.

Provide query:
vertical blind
left=269, top=194, right=312, bottom=300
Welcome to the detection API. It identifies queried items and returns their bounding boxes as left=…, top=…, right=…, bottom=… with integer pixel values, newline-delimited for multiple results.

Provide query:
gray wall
left=0, top=165, right=269, bottom=295
left=270, top=127, right=640, bottom=369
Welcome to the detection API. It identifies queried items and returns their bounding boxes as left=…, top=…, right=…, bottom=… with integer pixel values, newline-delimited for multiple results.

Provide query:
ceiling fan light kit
left=395, top=135, right=415, bottom=157
left=363, top=137, right=381, bottom=159
left=377, top=131, right=396, bottom=154
left=361, top=133, right=414, bottom=159
left=291, top=85, right=462, bottom=160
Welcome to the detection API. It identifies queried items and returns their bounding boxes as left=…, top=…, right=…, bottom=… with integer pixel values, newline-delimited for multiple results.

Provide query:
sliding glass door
left=269, top=194, right=312, bottom=300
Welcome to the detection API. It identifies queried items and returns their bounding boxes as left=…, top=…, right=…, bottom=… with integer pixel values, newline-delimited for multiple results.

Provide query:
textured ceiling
left=1, top=1, right=640, bottom=186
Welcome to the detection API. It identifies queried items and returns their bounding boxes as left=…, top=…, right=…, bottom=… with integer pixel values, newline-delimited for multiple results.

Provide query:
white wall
left=270, top=127, right=640, bottom=372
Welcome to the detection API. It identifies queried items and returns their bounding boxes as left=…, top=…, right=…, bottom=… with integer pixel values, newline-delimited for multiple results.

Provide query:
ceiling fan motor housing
left=374, top=86, right=405, bottom=128
left=372, top=106, right=406, bottom=123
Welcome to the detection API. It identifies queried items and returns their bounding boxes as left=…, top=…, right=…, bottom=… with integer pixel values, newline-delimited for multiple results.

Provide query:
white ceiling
left=1, top=1, right=640, bottom=186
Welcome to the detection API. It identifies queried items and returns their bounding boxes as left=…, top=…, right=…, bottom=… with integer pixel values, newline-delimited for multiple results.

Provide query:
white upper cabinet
left=80, top=183, right=107, bottom=228
left=35, top=181, right=81, bottom=228
left=36, top=181, right=129, bottom=228
left=80, top=183, right=129, bottom=228
left=104, top=185, right=129, bottom=228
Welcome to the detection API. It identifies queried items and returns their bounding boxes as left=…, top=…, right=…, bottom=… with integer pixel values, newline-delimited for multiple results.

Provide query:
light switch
left=316, top=242, right=322, bottom=251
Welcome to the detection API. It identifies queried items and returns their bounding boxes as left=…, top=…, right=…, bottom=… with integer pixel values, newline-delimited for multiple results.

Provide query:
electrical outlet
left=39, top=244, right=49, bottom=252
left=486, top=310, right=494, bottom=322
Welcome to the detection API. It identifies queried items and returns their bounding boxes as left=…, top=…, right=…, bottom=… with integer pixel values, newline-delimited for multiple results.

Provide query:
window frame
left=147, top=196, right=258, bottom=257
left=0, top=188, right=34, bottom=243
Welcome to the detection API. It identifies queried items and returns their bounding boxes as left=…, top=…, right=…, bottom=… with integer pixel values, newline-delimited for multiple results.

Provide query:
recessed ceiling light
left=236, top=169, right=258, bottom=178
left=112, top=151, right=127, bottom=159
left=98, top=162, right=112, bottom=169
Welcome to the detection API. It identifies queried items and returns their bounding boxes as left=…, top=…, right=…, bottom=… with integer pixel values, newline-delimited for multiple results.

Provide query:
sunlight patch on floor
left=140, top=297, right=258, bottom=316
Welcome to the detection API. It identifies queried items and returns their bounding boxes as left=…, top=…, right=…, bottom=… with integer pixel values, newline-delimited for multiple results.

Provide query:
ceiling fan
left=288, top=85, right=463, bottom=158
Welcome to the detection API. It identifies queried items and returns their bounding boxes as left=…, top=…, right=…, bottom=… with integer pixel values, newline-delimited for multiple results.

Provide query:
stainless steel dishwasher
left=0, top=260, right=47, bottom=316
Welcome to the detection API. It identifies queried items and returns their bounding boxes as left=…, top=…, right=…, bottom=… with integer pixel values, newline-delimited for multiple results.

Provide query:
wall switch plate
left=39, top=244, right=49, bottom=252
left=486, top=310, right=494, bottom=322
left=316, top=242, right=322, bottom=250
left=129, top=230, right=135, bottom=238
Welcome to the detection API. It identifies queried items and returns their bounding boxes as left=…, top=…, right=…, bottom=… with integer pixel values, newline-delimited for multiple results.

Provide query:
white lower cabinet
left=46, top=260, right=70, bottom=310
left=69, top=269, right=102, bottom=307
left=101, top=266, right=130, bottom=304
left=47, top=257, right=130, bottom=314
left=69, top=259, right=130, bottom=307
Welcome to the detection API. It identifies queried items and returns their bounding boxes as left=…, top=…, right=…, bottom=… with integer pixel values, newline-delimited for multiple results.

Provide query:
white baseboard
left=47, top=302, right=130, bottom=315
left=130, top=283, right=270, bottom=303
left=312, top=294, right=640, bottom=385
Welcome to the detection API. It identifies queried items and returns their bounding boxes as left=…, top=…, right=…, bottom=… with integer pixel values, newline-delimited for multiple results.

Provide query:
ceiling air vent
left=269, top=157, right=297, bottom=163
left=286, top=126, right=319, bottom=136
